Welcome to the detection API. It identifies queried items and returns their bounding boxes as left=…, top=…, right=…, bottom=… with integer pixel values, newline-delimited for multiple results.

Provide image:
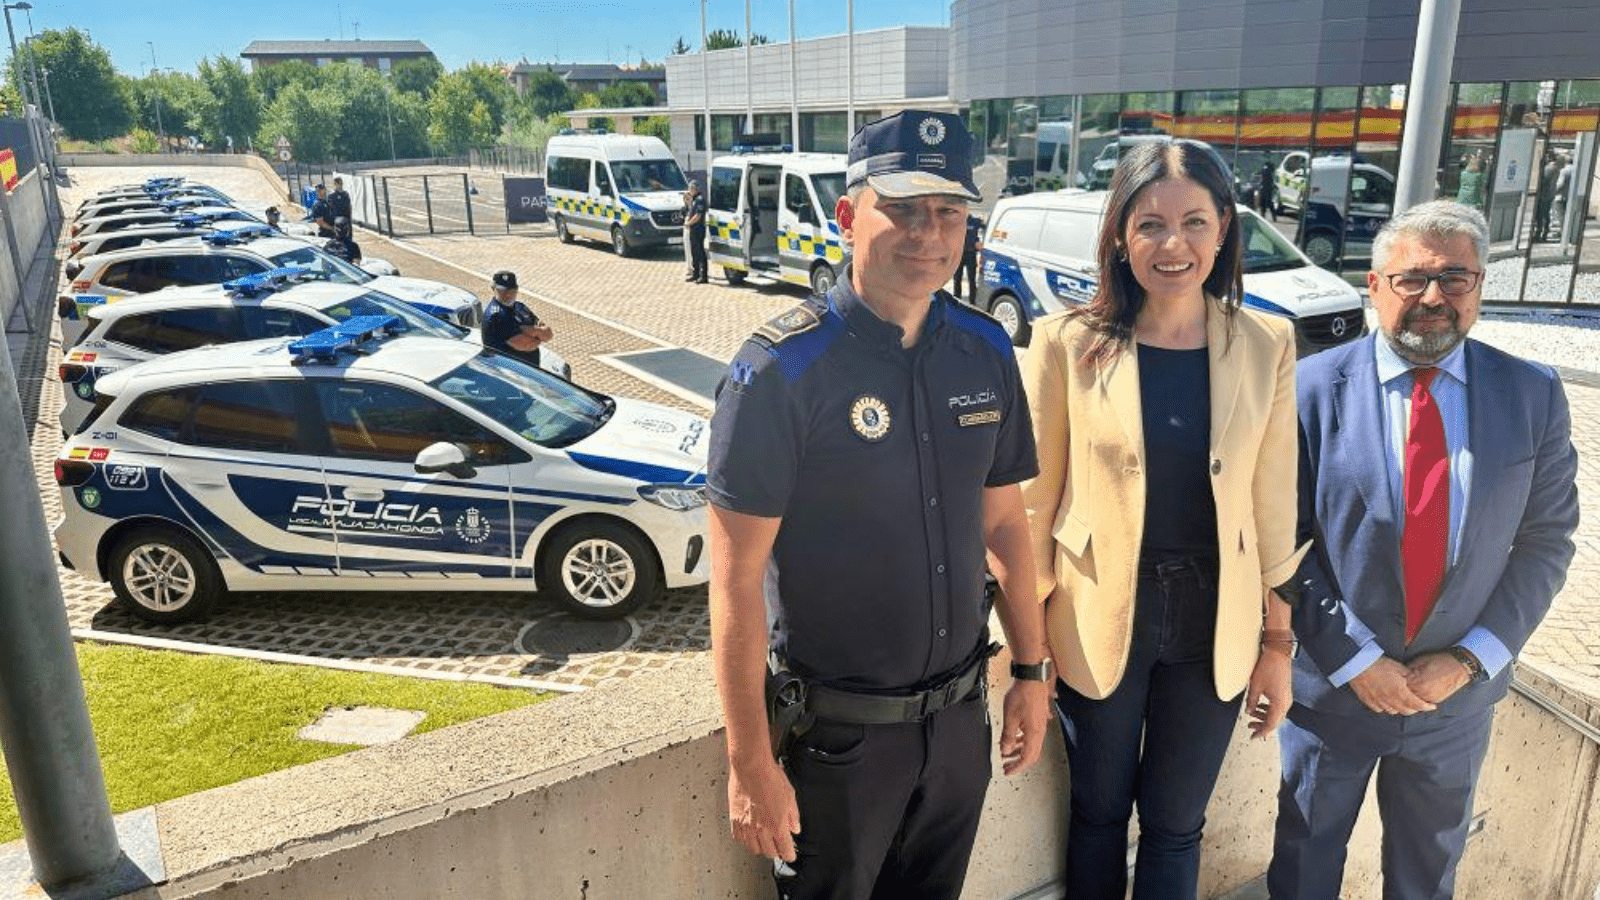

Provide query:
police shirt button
left=936, top=564, right=946, bottom=574
left=1210, top=459, right=1223, bottom=475
left=929, top=497, right=939, bottom=507
left=938, top=627, right=948, bottom=638
left=920, top=432, right=930, bottom=442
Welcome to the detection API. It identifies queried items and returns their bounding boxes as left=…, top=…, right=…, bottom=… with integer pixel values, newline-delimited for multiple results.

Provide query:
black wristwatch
left=1448, top=646, right=1487, bottom=682
left=1011, top=657, right=1054, bottom=682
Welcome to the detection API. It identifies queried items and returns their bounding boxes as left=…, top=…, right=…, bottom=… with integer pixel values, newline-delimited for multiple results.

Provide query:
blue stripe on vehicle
left=1243, top=292, right=1293, bottom=317
left=567, top=452, right=698, bottom=485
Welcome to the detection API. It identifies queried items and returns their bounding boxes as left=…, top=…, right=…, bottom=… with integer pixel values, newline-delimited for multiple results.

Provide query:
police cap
left=847, top=110, right=980, bottom=203
left=492, top=270, right=519, bottom=290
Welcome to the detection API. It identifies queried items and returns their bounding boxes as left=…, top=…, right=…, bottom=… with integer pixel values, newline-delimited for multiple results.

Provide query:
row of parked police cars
left=548, top=131, right=1367, bottom=354
left=53, top=176, right=712, bottom=625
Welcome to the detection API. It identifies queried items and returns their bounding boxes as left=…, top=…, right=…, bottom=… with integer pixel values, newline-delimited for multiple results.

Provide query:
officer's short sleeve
left=481, top=306, right=516, bottom=354
left=986, top=348, right=1039, bottom=487
left=707, top=340, right=802, bottom=518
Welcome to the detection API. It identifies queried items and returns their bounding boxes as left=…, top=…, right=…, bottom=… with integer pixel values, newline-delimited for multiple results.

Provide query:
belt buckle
left=918, top=676, right=961, bottom=718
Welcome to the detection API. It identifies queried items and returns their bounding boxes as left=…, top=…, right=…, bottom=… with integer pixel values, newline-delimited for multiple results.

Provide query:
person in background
left=953, top=211, right=983, bottom=300
left=310, top=184, right=335, bottom=238
left=480, top=271, right=553, bottom=370
left=1257, top=158, right=1278, bottom=220
left=1455, top=151, right=1486, bottom=211
left=1020, top=138, right=1306, bottom=900
left=1268, top=200, right=1579, bottom=900
left=685, top=180, right=709, bottom=284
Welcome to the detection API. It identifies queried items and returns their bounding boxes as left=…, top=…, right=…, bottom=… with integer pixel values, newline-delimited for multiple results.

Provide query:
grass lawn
left=0, top=642, right=549, bottom=845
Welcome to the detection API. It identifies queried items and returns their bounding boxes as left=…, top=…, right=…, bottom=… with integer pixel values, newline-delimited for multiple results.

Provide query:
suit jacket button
left=1210, top=459, right=1222, bottom=475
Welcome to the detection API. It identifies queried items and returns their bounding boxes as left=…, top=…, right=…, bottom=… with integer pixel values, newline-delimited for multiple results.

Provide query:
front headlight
left=638, top=483, right=707, bottom=511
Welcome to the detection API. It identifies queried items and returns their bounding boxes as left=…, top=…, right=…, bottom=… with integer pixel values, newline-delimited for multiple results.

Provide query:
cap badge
left=918, top=117, right=947, bottom=146
left=849, top=395, right=892, bottom=442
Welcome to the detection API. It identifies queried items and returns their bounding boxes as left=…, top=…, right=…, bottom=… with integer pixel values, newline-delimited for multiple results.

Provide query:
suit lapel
left=1103, top=338, right=1144, bottom=463
left=1452, top=340, right=1497, bottom=574
left=1335, top=339, right=1405, bottom=590
left=1206, top=300, right=1241, bottom=456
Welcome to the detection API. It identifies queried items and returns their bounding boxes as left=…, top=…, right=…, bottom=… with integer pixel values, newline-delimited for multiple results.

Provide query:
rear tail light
left=68, top=241, right=83, bottom=256
left=59, top=363, right=87, bottom=383
left=71, top=280, right=91, bottom=292
left=54, top=459, right=94, bottom=487
left=70, top=223, right=83, bottom=237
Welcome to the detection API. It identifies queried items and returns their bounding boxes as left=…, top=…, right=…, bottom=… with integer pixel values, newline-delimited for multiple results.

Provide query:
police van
left=54, top=316, right=707, bottom=623
left=974, top=189, right=1366, bottom=353
left=705, top=149, right=851, bottom=294
left=544, top=133, right=690, bottom=256
left=1274, top=152, right=1395, bottom=265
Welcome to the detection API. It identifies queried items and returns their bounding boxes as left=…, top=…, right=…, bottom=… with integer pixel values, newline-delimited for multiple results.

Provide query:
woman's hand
left=1246, top=647, right=1293, bottom=739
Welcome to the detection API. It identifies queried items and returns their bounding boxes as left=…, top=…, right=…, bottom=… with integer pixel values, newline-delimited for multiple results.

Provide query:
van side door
left=779, top=171, right=841, bottom=283
left=1038, top=210, right=1100, bottom=309
left=707, top=165, right=746, bottom=267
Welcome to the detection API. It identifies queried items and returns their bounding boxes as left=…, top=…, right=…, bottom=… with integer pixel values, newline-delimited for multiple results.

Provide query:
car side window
left=103, top=307, right=241, bottom=354
left=1039, top=210, right=1099, bottom=262
left=188, top=380, right=305, bottom=454
left=118, top=385, right=201, bottom=442
left=237, top=307, right=327, bottom=340
left=785, top=174, right=817, bottom=224
left=594, top=163, right=614, bottom=197
left=709, top=167, right=741, bottom=212
left=993, top=208, right=1046, bottom=253
left=98, top=261, right=137, bottom=290
left=311, top=380, right=517, bottom=466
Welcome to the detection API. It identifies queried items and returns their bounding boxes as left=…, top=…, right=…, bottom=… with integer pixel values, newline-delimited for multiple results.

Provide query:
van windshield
left=812, top=173, right=846, bottom=221
left=612, top=160, right=687, bottom=194
left=1239, top=214, right=1305, bottom=274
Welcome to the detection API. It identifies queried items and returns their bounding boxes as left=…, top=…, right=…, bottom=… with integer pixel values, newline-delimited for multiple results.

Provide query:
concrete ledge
left=57, top=154, right=290, bottom=202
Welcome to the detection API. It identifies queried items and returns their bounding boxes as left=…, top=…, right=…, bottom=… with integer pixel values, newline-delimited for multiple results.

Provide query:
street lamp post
left=38, top=65, right=53, bottom=124
left=147, top=41, right=164, bottom=151
left=18, top=3, right=41, bottom=120
left=384, top=78, right=396, bottom=161
left=1, top=3, right=33, bottom=109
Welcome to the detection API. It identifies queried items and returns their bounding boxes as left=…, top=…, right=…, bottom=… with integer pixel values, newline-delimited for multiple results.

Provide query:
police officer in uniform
left=310, top=183, right=335, bottom=239
left=707, top=110, right=1054, bottom=900
left=685, top=180, right=709, bottom=283
left=480, top=271, right=553, bottom=369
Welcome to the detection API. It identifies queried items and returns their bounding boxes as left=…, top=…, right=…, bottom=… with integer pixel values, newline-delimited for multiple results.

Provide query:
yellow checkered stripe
left=780, top=229, right=844, bottom=263
left=708, top=216, right=741, bottom=242
left=551, top=195, right=631, bottom=225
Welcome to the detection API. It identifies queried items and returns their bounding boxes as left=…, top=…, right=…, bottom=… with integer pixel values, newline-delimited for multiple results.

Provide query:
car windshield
left=1239, top=214, right=1306, bottom=274
left=431, top=353, right=612, bottom=448
left=811, top=173, right=846, bottom=221
left=611, top=160, right=688, bottom=194
left=317, top=292, right=466, bottom=340
left=269, top=246, right=376, bottom=285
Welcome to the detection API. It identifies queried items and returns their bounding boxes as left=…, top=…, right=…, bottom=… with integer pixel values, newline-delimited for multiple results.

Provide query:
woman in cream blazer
left=1020, top=140, right=1306, bottom=900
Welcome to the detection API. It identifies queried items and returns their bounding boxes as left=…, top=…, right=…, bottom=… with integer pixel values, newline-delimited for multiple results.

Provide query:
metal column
left=1394, top=0, right=1464, bottom=213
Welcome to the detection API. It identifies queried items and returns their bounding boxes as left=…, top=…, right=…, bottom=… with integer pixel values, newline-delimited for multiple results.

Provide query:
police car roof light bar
left=174, top=215, right=210, bottom=229
left=221, top=266, right=315, bottom=297
left=160, top=200, right=202, bottom=212
left=201, top=224, right=275, bottom=246
left=287, top=314, right=404, bottom=364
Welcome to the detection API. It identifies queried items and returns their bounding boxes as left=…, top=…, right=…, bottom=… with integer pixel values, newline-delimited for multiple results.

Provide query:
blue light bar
left=222, top=266, right=315, bottom=297
left=201, top=224, right=276, bottom=246
left=160, top=200, right=202, bottom=212
left=731, top=143, right=794, bottom=154
left=287, top=315, right=404, bottom=363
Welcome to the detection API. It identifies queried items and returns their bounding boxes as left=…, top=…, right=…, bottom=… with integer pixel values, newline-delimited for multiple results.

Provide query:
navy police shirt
left=708, top=273, right=1037, bottom=691
left=481, top=299, right=543, bottom=369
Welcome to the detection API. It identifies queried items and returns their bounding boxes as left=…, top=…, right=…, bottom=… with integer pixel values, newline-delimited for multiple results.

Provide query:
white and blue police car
left=58, top=268, right=568, bottom=434
left=54, top=316, right=707, bottom=624
left=974, top=189, right=1367, bottom=353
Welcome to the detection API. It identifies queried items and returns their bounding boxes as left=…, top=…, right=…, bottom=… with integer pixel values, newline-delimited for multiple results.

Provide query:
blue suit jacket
left=1291, top=335, right=1579, bottom=719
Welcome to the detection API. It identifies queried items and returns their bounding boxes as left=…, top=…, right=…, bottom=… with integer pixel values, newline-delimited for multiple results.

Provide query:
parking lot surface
left=34, top=163, right=1600, bottom=707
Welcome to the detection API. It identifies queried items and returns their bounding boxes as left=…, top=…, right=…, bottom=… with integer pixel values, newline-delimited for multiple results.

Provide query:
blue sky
left=25, top=0, right=947, bottom=77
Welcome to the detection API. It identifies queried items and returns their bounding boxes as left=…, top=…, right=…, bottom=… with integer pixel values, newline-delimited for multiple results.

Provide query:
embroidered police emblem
left=849, top=395, right=892, bottom=441
left=755, top=304, right=821, bottom=345
left=455, top=508, right=492, bottom=545
left=918, top=117, right=946, bottom=146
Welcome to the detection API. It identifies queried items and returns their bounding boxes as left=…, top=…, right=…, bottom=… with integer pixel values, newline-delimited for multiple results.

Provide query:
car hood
left=367, top=276, right=477, bottom=313
left=565, top=397, right=708, bottom=484
left=1244, top=265, right=1363, bottom=318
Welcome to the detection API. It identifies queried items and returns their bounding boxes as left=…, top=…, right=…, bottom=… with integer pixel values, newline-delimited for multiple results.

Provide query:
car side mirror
left=415, top=441, right=477, bottom=478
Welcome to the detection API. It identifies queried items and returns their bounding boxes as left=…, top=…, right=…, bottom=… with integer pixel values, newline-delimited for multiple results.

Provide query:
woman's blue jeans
left=1055, top=555, right=1243, bottom=900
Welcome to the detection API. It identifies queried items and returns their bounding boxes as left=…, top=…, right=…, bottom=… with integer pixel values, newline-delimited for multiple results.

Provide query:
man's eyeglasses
left=1383, top=270, right=1482, bottom=298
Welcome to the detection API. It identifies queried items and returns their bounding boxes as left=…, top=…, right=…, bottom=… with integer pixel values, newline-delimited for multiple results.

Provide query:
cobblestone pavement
left=37, top=164, right=1600, bottom=705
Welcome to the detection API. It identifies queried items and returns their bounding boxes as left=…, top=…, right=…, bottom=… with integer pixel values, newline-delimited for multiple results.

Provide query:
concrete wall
left=0, top=168, right=57, bottom=330
left=57, top=153, right=290, bottom=199
left=950, top=0, right=1600, bottom=101
left=665, top=26, right=949, bottom=109
left=79, top=653, right=1598, bottom=900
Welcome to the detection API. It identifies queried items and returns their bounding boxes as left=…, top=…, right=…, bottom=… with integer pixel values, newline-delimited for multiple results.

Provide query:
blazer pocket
left=1052, top=510, right=1092, bottom=558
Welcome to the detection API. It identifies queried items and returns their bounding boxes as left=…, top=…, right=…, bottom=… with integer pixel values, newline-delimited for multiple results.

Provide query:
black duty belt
left=801, top=643, right=998, bottom=725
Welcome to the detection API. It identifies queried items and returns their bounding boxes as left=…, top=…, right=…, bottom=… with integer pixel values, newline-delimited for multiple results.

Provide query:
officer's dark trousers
left=689, top=225, right=708, bottom=280
left=1054, top=556, right=1241, bottom=900
left=776, top=690, right=990, bottom=900
left=953, top=253, right=978, bottom=300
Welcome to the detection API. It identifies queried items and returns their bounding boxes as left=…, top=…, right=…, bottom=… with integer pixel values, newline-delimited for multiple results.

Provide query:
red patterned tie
left=1403, top=367, right=1448, bottom=643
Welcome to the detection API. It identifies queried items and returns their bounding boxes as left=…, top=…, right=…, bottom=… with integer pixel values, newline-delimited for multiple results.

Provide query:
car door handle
left=342, top=488, right=384, bottom=502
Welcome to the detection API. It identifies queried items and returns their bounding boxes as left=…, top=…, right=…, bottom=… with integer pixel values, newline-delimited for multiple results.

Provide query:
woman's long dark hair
left=1076, top=138, right=1244, bottom=365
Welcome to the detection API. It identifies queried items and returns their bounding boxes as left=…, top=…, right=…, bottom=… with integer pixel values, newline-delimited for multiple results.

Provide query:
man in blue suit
left=1270, top=200, right=1580, bottom=900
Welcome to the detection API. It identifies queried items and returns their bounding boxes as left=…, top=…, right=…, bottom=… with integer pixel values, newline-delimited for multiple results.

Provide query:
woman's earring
left=1215, top=243, right=1223, bottom=255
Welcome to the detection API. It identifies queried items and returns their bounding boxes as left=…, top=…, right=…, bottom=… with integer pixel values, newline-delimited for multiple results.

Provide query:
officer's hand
left=727, top=755, right=801, bottom=862
left=999, top=679, right=1052, bottom=776
left=1348, top=656, right=1437, bottom=716
left=1405, top=652, right=1472, bottom=704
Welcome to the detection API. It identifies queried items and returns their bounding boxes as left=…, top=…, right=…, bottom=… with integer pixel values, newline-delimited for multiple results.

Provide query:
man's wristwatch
left=1448, top=645, right=1487, bottom=682
left=1010, top=657, right=1054, bottom=682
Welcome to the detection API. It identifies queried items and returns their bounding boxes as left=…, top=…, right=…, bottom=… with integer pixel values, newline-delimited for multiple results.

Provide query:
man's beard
left=1385, top=303, right=1464, bottom=364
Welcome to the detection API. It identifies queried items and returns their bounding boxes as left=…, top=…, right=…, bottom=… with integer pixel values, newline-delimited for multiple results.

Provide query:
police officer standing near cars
left=707, top=110, right=1054, bottom=900
left=328, top=176, right=353, bottom=226
left=311, top=183, right=335, bottom=239
left=480, top=271, right=553, bottom=369
left=684, top=180, right=709, bottom=284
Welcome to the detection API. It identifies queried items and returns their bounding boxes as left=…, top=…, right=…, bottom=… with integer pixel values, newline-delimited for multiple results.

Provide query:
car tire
left=541, top=520, right=661, bottom=620
left=809, top=263, right=837, bottom=297
left=611, top=225, right=632, bottom=257
left=1303, top=230, right=1341, bottom=267
left=723, top=266, right=747, bottom=286
left=555, top=216, right=574, bottom=244
left=988, top=293, right=1031, bottom=347
left=108, top=526, right=223, bottom=624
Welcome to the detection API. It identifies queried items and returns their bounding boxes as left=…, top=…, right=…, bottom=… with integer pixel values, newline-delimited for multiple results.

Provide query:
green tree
left=520, top=68, right=575, bottom=119
left=670, top=36, right=692, bottom=55
left=129, top=70, right=208, bottom=143
left=256, top=81, right=339, bottom=162
left=0, top=81, right=21, bottom=117
left=196, top=55, right=262, bottom=149
left=598, top=80, right=657, bottom=109
left=390, top=57, right=442, bottom=97
left=428, top=71, right=496, bottom=154
left=251, top=60, right=322, bottom=105
left=575, top=90, right=612, bottom=131
left=706, top=29, right=743, bottom=50
left=457, top=62, right=515, bottom=132
left=634, top=115, right=671, bottom=143
left=13, top=27, right=131, bottom=140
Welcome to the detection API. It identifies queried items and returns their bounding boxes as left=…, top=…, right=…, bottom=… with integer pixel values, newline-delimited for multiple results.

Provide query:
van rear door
left=707, top=165, right=746, bottom=269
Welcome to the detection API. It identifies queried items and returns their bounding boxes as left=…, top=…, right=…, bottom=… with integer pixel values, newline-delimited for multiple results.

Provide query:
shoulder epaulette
left=754, top=299, right=827, bottom=347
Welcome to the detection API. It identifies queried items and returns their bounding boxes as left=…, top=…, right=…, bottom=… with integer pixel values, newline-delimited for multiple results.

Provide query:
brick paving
left=32, top=163, right=1600, bottom=707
